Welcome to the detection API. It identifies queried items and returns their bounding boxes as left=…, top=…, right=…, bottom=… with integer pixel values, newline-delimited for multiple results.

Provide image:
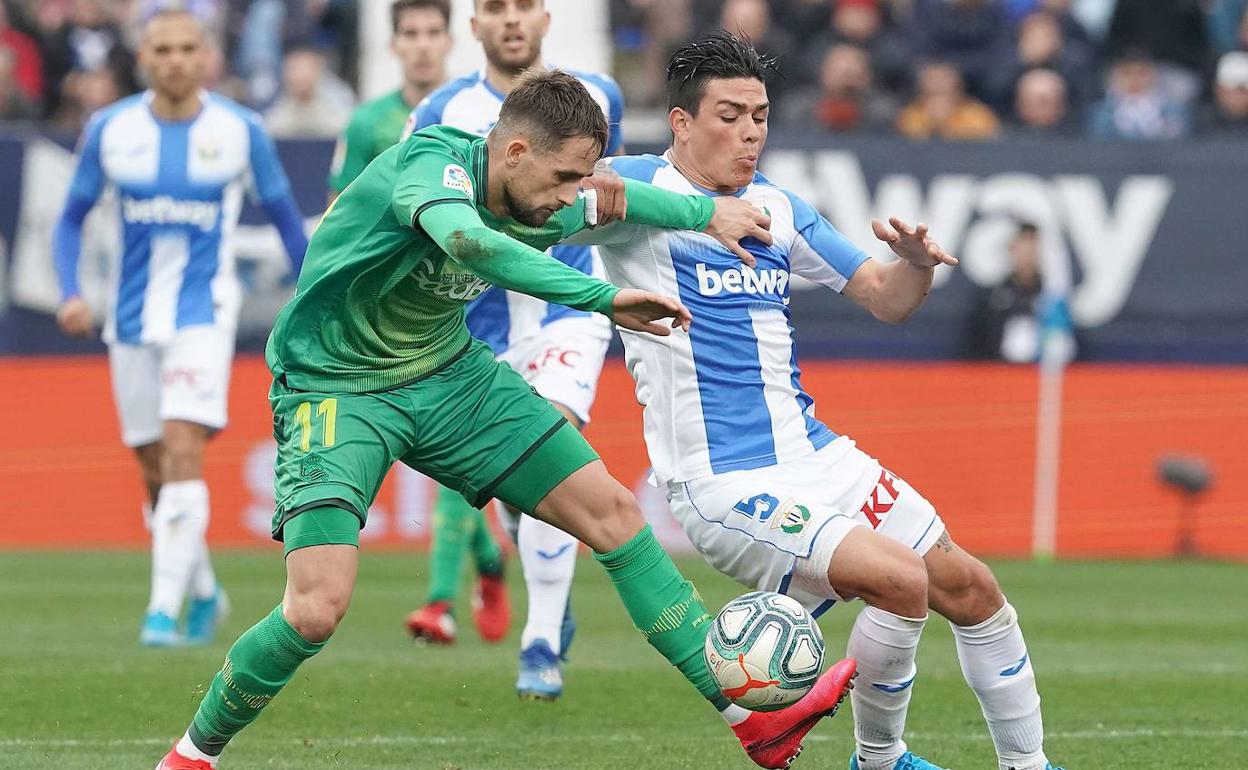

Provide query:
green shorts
left=270, top=340, right=599, bottom=553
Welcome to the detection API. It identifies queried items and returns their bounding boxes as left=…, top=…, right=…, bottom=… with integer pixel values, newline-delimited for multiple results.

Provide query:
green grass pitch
left=2, top=552, right=1245, bottom=769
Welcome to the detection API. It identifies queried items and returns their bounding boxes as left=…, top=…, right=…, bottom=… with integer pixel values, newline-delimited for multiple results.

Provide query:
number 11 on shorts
left=295, top=398, right=337, bottom=451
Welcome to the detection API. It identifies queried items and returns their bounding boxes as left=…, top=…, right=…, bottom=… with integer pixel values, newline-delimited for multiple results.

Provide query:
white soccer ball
left=704, top=591, right=825, bottom=711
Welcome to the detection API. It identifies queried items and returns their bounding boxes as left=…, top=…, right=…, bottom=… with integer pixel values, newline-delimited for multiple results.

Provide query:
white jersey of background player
left=52, top=11, right=307, bottom=647
left=402, top=0, right=623, bottom=699
left=586, top=34, right=1061, bottom=770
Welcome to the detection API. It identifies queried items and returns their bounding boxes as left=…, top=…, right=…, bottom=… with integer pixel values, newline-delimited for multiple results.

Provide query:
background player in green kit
left=154, top=71, right=856, bottom=770
left=326, top=0, right=452, bottom=202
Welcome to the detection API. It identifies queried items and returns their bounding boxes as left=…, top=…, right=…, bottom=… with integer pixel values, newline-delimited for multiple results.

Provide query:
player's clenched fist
left=705, top=196, right=771, bottom=268
left=610, top=288, right=692, bottom=336
left=56, top=296, right=94, bottom=338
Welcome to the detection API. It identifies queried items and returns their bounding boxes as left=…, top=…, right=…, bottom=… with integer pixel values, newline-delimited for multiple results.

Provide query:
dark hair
left=391, top=0, right=451, bottom=32
left=667, top=32, right=778, bottom=115
left=494, top=70, right=609, bottom=156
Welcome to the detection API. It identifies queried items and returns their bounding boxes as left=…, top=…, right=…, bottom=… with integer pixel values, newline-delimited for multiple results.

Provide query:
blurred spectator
left=719, top=0, right=796, bottom=103
left=1106, top=0, right=1208, bottom=103
left=1203, top=50, right=1248, bottom=133
left=799, top=0, right=913, bottom=94
left=897, top=59, right=1001, bottom=139
left=0, top=45, right=37, bottom=120
left=1012, top=67, right=1074, bottom=134
left=37, top=0, right=138, bottom=119
left=782, top=43, right=897, bottom=132
left=1208, top=0, right=1248, bottom=54
left=50, top=64, right=119, bottom=132
left=0, top=0, right=43, bottom=105
left=1089, top=52, right=1191, bottom=139
left=965, top=221, right=1045, bottom=362
left=986, top=10, right=1093, bottom=111
left=909, top=0, right=1014, bottom=100
left=264, top=46, right=351, bottom=138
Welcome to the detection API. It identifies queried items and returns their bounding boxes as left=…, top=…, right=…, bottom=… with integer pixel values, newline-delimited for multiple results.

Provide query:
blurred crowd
left=613, top=0, right=1248, bottom=138
left=0, top=0, right=357, bottom=135
left=2, top=0, right=1247, bottom=139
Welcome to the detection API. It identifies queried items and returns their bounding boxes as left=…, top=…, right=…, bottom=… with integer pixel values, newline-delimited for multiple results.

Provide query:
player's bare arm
left=844, top=216, right=959, bottom=324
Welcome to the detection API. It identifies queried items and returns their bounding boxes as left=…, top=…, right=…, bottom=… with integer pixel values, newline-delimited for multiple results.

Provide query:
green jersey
left=327, top=89, right=417, bottom=194
left=267, top=124, right=714, bottom=393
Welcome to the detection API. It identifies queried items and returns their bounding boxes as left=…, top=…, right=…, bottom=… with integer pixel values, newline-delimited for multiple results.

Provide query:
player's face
left=502, top=135, right=600, bottom=227
left=139, top=15, right=207, bottom=101
left=139, top=14, right=205, bottom=101
left=392, top=8, right=451, bottom=89
left=673, top=77, right=769, bottom=191
left=473, top=0, right=549, bottom=74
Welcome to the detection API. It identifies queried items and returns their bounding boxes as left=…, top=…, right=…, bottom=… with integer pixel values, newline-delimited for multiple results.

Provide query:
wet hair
left=493, top=69, right=609, bottom=156
left=666, top=31, right=778, bottom=115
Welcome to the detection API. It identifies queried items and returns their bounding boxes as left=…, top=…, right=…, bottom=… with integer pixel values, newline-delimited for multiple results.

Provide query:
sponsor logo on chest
left=695, top=262, right=789, bottom=301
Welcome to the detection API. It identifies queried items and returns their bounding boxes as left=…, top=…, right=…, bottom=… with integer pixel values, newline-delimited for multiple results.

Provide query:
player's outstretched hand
left=871, top=217, right=958, bottom=269
left=56, top=296, right=94, bottom=338
left=706, top=197, right=771, bottom=268
left=580, top=161, right=627, bottom=226
left=611, top=288, right=692, bottom=336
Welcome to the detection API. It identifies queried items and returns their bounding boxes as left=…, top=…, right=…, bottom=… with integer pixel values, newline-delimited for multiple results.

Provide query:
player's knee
left=582, top=484, right=645, bottom=552
left=284, top=589, right=351, bottom=643
left=854, top=548, right=928, bottom=618
left=932, top=555, right=1003, bottom=626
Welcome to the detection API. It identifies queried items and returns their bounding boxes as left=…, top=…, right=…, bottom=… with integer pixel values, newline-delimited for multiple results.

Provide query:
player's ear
left=504, top=136, right=530, bottom=167
left=669, top=107, right=690, bottom=141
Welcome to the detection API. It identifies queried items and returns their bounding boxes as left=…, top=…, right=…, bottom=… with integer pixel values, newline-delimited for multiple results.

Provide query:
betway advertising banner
left=1, top=133, right=1245, bottom=361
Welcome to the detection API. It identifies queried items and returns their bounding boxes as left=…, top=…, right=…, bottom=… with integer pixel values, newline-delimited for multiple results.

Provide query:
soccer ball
left=704, top=591, right=825, bottom=711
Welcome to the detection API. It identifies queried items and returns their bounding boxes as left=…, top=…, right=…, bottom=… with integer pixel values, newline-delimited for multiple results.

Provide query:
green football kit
left=326, top=89, right=416, bottom=194
left=180, top=124, right=735, bottom=761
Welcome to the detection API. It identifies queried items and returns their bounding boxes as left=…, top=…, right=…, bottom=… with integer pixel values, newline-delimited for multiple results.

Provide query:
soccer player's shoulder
left=605, top=153, right=668, bottom=183
left=199, top=91, right=269, bottom=136
left=84, top=92, right=146, bottom=137
left=565, top=68, right=623, bottom=107
left=415, top=72, right=482, bottom=121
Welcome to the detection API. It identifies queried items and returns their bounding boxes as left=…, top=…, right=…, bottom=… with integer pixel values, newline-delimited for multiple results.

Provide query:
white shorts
left=666, top=436, right=945, bottom=617
left=497, top=315, right=610, bottom=425
left=108, top=324, right=236, bottom=447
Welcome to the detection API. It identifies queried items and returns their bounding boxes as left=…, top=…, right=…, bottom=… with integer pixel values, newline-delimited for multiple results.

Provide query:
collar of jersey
left=470, top=138, right=488, bottom=207
left=142, top=88, right=209, bottom=125
left=661, top=149, right=749, bottom=198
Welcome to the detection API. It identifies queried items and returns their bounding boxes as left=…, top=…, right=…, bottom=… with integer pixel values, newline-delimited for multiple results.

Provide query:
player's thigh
left=400, top=341, right=597, bottom=515
left=158, top=324, right=236, bottom=432
left=666, top=469, right=862, bottom=615
left=269, top=380, right=416, bottom=552
left=108, top=342, right=162, bottom=447
left=529, top=457, right=642, bottom=552
left=503, top=316, right=611, bottom=426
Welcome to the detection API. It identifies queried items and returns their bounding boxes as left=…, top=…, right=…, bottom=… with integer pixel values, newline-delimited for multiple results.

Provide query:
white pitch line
left=2, top=728, right=1246, bottom=750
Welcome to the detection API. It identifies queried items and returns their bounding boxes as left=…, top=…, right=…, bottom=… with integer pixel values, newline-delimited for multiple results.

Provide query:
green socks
left=427, top=485, right=502, bottom=606
left=594, top=525, right=730, bottom=711
left=188, top=605, right=325, bottom=756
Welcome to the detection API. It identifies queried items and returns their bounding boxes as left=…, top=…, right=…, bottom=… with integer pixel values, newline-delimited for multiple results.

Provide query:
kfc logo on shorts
left=860, top=469, right=900, bottom=528
left=527, top=346, right=581, bottom=373
left=163, top=367, right=204, bottom=388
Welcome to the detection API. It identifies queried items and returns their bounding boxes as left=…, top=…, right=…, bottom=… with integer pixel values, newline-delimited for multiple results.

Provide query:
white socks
left=848, top=605, right=928, bottom=770
left=517, top=514, right=578, bottom=655
left=952, top=602, right=1048, bottom=770
left=176, top=731, right=219, bottom=767
left=147, top=479, right=210, bottom=617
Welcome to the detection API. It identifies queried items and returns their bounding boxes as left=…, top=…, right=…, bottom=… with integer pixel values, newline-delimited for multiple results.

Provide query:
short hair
left=493, top=70, right=609, bottom=156
left=666, top=31, right=778, bottom=115
left=392, top=0, right=451, bottom=33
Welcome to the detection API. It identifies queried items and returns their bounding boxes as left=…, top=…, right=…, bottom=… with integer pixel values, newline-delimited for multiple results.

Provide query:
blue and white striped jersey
left=58, top=90, right=297, bottom=345
left=589, top=153, right=870, bottom=484
left=408, top=68, right=623, bottom=354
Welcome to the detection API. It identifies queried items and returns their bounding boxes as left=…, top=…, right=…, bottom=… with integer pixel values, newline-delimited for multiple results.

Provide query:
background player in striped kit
left=402, top=0, right=624, bottom=702
left=52, top=9, right=308, bottom=647
left=327, top=0, right=452, bottom=203
left=589, top=33, right=1063, bottom=770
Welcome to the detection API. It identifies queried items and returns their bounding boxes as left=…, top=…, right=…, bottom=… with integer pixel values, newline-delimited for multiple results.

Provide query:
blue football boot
left=184, top=586, right=229, bottom=645
left=139, top=611, right=181, bottom=647
left=517, top=639, right=563, bottom=701
left=850, top=751, right=948, bottom=770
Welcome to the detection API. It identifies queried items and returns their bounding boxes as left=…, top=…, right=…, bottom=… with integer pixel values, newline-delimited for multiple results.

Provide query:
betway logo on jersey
left=122, top=195, right=220, bottom=232
left=696, top=263, right=789, bottom=300
left=412, top=257, right=491, bottom=302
